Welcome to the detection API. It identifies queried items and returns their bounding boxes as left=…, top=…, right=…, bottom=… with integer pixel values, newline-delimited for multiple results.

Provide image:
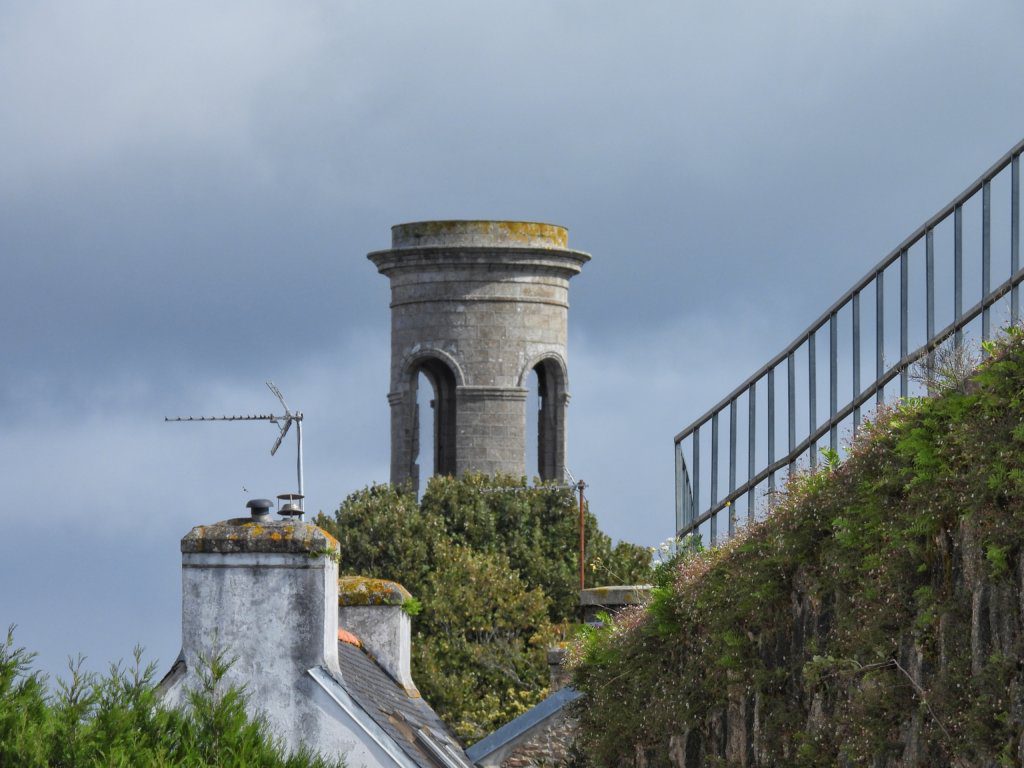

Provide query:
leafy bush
left=413, top=542, right=554, bottom=742
left=0, top=627, right=344, bottom=767
left=317, top=474, right=651, bottom=742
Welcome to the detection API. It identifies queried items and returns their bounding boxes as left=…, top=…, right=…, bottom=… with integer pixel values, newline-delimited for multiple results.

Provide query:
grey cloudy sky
left=2, top=0, right=1023, bottom=681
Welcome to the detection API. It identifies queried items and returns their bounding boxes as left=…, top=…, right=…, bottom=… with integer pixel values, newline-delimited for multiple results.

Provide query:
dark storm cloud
left=2, top=0, right=1023, bottom=679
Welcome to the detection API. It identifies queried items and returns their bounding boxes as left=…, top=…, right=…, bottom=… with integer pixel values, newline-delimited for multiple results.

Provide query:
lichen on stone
left=181, top=518, right=339, bottom=555
left=338, top=576, right=411, bottom=607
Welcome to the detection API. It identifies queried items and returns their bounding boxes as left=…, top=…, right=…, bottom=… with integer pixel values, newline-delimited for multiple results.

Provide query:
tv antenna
left=165, top=381, right=304, bottom=508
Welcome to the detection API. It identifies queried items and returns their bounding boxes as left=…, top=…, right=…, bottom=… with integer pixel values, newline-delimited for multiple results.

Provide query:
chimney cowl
left=246, top=498, right=273, bottom=520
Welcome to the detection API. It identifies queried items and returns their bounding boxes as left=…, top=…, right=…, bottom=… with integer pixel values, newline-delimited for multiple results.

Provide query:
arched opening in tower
left=528, top=358, right=565, bottom=482
left=525, top=369, right=540, bottom=481
left=412, top=357, right=458, bottom=491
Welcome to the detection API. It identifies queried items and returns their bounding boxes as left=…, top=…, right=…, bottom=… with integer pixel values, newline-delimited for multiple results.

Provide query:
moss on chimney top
left=181, top=519, right=339, bottom=555
left=338, top=576, right=411, bottom=607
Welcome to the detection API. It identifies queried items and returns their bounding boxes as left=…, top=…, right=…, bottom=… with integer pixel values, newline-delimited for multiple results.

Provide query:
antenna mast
left=166, top=381, right=305, bottom=506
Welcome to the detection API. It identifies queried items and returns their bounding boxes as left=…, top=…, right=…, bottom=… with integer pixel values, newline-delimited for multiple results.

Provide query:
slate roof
left=465, top=687, right=581, bottom=766
left=336, top=639, right=473, bottom=768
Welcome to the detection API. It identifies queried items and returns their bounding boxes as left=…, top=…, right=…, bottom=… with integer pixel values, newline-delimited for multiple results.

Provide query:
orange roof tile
left=338, top=628, right=362, bottom=647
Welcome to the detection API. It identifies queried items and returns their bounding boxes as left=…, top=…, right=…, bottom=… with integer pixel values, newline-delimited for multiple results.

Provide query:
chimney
left=548, top=647, right=571, bottom=691
left=337, top=576, right=417, bottom=695
left=158, top=513, right=345, bottom=754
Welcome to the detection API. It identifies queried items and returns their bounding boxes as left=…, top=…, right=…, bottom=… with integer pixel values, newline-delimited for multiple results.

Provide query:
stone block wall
left=499, top=712, right=577, bottom=768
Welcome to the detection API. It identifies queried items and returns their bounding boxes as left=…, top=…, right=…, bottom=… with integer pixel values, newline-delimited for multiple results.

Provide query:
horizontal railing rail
left=675, top=137, right=1024, bottom=544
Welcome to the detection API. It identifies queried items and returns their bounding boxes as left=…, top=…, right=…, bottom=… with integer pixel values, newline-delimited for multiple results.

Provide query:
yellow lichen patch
left=338, top=575, right=411, bottom=607
left=316, top=527, right=339, bottom=549
left=181, top=519, right=338, bottom=555
left=491, top=220, right=568, bottom=248
left=394, top=220, right=568, bottom=249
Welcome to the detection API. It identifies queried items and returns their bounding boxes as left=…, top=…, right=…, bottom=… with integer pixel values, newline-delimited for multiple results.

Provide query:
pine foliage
left=0, top=627, right=344, bottom=768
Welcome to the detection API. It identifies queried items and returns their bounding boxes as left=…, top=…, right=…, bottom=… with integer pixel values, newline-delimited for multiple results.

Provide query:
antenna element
left=166, top=381, right=305, bottom=508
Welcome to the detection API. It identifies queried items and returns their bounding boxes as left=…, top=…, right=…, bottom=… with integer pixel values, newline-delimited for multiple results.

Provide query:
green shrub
left=0, top=627, right=344, bottom=768
left=317, top=474, right=651, bottom=742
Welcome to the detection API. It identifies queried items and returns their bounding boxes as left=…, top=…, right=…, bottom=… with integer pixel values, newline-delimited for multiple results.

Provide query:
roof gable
left=336, top=640, right=472, bottom=768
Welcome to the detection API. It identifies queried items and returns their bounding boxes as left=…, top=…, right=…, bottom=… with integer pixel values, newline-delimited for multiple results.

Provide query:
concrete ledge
left=579, top=585, right=652, bottom=607
left=367, top=248, right=591, bottom=278
left=389, top=296, right=570, bottom=310
left=457, top=386, right=529, bottom=401
left=182, top=552, right=326, bottom=569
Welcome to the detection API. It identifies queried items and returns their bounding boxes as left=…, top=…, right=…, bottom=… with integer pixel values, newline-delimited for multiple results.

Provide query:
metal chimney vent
left=277, top=493, right=305, bottom=520
left=246, top=498, right=273, bottom=521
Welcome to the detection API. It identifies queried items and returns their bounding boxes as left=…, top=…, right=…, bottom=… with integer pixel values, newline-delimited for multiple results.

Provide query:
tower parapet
left=369, top=220, right=590, bottom=490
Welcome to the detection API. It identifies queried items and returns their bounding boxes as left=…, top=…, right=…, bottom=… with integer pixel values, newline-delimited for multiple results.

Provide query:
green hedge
left=571, top=330, right=1024, bottom=767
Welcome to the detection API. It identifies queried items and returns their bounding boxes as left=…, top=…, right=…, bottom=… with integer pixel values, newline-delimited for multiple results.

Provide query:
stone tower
left=369, top=220, right=590, bottom=491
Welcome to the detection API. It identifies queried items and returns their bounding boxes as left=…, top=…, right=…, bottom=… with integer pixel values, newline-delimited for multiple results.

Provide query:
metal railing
left=675, top=137, right=1024, bottom=544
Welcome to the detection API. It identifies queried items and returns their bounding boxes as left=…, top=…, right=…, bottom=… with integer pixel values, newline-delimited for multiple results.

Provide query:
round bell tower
left=368, top=220, right=590, bottom=491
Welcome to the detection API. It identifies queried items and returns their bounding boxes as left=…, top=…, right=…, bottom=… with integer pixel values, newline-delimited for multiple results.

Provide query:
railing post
left=983, top=180, right=992, bottom=342
left=926, top=228, right=935, bottom=393
left=829, top=312, right=837, bottom=452
left=674, top=441, right=684, bottom=534
left=876, top=270, right=885, bottom=407
left=853, top=292, right=861, bottom=431
left=900, top=249, right=908, bottom=398
left=955, top=203, right=963, bottom=347
left=710, top=412, right=719, bottom=546
left=747, top=382, right=756, bottom=523
left=787, top=352, right=796, bottom=474
left=1013, top=154, right=1021, bottom=326
left=808, top=332, right=817, bottom=468
left=692, top=425, right=700, bottom=539
left=767, top=368, right=775, bottom=493
left=728, top=399, right=737, bottom=537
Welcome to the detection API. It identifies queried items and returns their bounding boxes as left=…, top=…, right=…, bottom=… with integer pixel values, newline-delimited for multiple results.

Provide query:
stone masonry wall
left=500, top=712, right=577, bottom=768
left=455, top=387, right=529, bottom=476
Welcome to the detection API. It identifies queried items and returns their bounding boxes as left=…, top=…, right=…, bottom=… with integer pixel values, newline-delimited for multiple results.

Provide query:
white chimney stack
left=158, top=516, right=374, bottom=761
left=337, top=577, right=417, bottom=695
left=156, top=510, right=474, bottom=767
